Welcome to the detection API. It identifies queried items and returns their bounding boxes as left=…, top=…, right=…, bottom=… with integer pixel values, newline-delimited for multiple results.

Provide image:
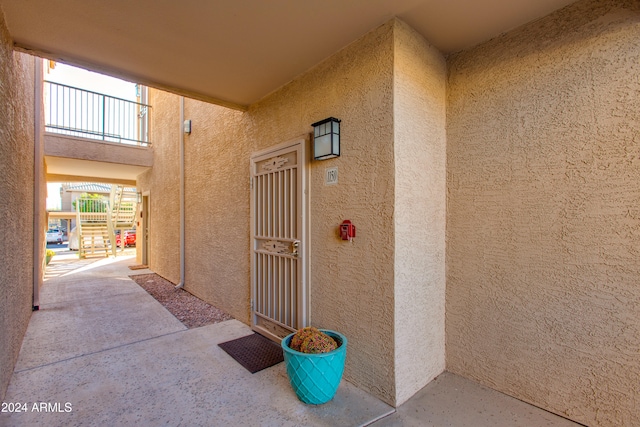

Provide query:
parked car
left=46, top=229, right=63, bottom=244
left=116, top=229, right=136, bottom=247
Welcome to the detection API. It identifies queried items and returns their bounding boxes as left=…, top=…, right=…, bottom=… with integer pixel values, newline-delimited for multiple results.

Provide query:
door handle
left=291, top=241, right=300, bottom=257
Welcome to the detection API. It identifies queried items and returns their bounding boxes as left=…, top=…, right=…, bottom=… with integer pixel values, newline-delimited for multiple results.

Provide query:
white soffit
left=44, top=156, right=149, bottom=182
left=0, top=0, right=578, bottom=109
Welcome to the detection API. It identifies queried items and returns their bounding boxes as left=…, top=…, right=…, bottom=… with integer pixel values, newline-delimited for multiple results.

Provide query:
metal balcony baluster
left=44, top=81, right=151, bottom=146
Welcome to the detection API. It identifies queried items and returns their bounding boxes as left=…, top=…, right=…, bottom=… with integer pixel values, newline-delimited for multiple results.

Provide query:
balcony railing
left=44, top=81, right=151, bottom=146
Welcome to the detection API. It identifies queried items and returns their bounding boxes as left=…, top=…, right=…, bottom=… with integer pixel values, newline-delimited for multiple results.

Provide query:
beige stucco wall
left=140, top=21, right=402, bottom=404
left=136, top=92, right=249, bottom=315
left=44, top=134, right=153, bottom=166
left=136, top=90, right=181, bottom=283
left=294, top=22, right=397, bottom=405
left=183, top=101, right=248, bottom=318
left=0, top=12, right=36, bottom=400
left=446, top=0, right=640, bottom=425
left=392, top=20, right=447, bottom=406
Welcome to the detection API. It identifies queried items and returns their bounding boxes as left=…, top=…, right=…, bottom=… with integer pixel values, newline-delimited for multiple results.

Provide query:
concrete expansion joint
left=13, top=328, right=188, bottom=375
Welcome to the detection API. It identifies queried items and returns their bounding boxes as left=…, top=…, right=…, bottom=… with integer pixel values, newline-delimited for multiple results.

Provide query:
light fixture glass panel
left=314, top=134, right=331, bottom=158
left=312, top=117, right=340, bottom=160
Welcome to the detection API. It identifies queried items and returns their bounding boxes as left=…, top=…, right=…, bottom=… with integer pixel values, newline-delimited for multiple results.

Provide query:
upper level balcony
left=43, top=81, right=153, bottom=185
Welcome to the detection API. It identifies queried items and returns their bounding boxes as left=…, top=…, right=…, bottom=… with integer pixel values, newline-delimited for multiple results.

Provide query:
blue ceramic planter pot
left=281, top=330, right=347, bottom=405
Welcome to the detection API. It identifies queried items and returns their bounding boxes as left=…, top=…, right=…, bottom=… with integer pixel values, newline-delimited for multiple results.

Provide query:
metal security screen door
left=250, top=138, right=308, bottom=342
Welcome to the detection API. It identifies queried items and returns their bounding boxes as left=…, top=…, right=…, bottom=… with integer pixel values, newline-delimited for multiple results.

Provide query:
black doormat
left=218, top=333, right=284, bottom=373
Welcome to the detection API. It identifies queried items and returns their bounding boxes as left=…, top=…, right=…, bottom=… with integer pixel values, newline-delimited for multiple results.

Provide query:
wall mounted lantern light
left=312, top=117, right=340, bottom=160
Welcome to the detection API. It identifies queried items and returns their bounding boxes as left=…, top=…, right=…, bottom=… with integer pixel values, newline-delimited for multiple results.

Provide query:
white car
left=46, top=229, right=63, bottom=244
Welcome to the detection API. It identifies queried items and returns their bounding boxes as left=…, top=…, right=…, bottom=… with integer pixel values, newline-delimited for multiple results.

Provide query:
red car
left=116, top=230, right=136, bottom=247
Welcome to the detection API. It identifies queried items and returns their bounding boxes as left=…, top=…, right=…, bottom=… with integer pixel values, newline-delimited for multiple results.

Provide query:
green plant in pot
left=281, top=326, right=347, bottom=405
left=45, top=249, right=55, bottom=265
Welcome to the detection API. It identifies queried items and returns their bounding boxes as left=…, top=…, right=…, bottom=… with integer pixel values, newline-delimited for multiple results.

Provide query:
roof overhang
left=0, top=0, right=579, bottom=109
left=45, top=156, right=146, bottom=186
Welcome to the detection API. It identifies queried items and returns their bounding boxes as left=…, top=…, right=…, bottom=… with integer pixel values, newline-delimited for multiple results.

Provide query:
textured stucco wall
left=393, top=20, right=447, bottom=406
left=182, top=101, right=248, bottom=320
left=142, top=22, right=399, bottom=404
left=0, top=12, right=36, bottom=400
left=137, top=92, right=249, bottom=320
left=278, top=21, right=396, bottom=405
left=44, top=134, right=153, bottom=166
left=446, top=1, right=640, bottom=425
left=136, top=90, right=181, bottom=284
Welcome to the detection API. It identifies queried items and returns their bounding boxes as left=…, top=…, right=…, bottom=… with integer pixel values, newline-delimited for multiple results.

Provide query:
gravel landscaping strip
left=130, top=273, right=233, bottom=329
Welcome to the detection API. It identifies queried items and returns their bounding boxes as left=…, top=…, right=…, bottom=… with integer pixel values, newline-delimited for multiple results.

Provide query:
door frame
left=141, top=192, right=150, bottom=266
left=250, top=136, right=310, bottom=340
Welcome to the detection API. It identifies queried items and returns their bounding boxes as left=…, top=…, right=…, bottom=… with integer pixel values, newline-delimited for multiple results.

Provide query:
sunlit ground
left=44, top=247, right=136, bottom=281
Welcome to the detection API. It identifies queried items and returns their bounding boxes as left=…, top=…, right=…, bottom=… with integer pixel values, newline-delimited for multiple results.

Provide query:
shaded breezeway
left=1, top=253, right=394, bottom=426
left=1, top=253, right=581, bottom=426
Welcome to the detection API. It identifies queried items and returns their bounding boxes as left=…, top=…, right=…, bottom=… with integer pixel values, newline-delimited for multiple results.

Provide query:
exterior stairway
left=76, top=196, right=115, bottom=258
left=78, top=222, right=113, bottom=258
left=111, top=185, right=138, bottom=230
left=75, top=186, right=138, bottom=258
left=110, top=185, right=138, bottom=250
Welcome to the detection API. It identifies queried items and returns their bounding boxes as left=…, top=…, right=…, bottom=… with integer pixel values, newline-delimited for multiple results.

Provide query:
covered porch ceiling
left=1, top=0, right=578, bottom=110
left=45, top=156, right=146, bottom=186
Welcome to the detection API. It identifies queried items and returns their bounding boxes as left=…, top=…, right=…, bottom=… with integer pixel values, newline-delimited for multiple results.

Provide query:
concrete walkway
left=1, top=253, right=582, bottom=426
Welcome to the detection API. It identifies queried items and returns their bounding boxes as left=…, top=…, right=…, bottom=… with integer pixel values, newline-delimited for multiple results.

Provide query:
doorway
left=141, top=193, right=149, bottom=266
left=250, top=138, right=309, bottom=342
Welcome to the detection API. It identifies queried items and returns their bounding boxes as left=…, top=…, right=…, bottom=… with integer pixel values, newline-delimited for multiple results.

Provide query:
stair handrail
left=75, top=195, right=113, bottom=258
left=110, top=185, right=138, bottom=229
left=106, top=202, right=116, bottom=257
left=76, top=203, right=83, bottom=258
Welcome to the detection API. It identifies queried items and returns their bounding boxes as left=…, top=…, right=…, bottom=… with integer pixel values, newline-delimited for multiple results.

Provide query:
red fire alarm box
left=340, top=220, right=356, bottom=241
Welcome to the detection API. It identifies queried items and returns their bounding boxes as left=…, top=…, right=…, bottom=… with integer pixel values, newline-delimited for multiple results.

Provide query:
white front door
left=250, top=138, right=308, bottom=342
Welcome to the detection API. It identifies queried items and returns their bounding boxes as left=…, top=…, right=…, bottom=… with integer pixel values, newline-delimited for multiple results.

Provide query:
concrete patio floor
left=1, top=253, right=582, bottom=427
